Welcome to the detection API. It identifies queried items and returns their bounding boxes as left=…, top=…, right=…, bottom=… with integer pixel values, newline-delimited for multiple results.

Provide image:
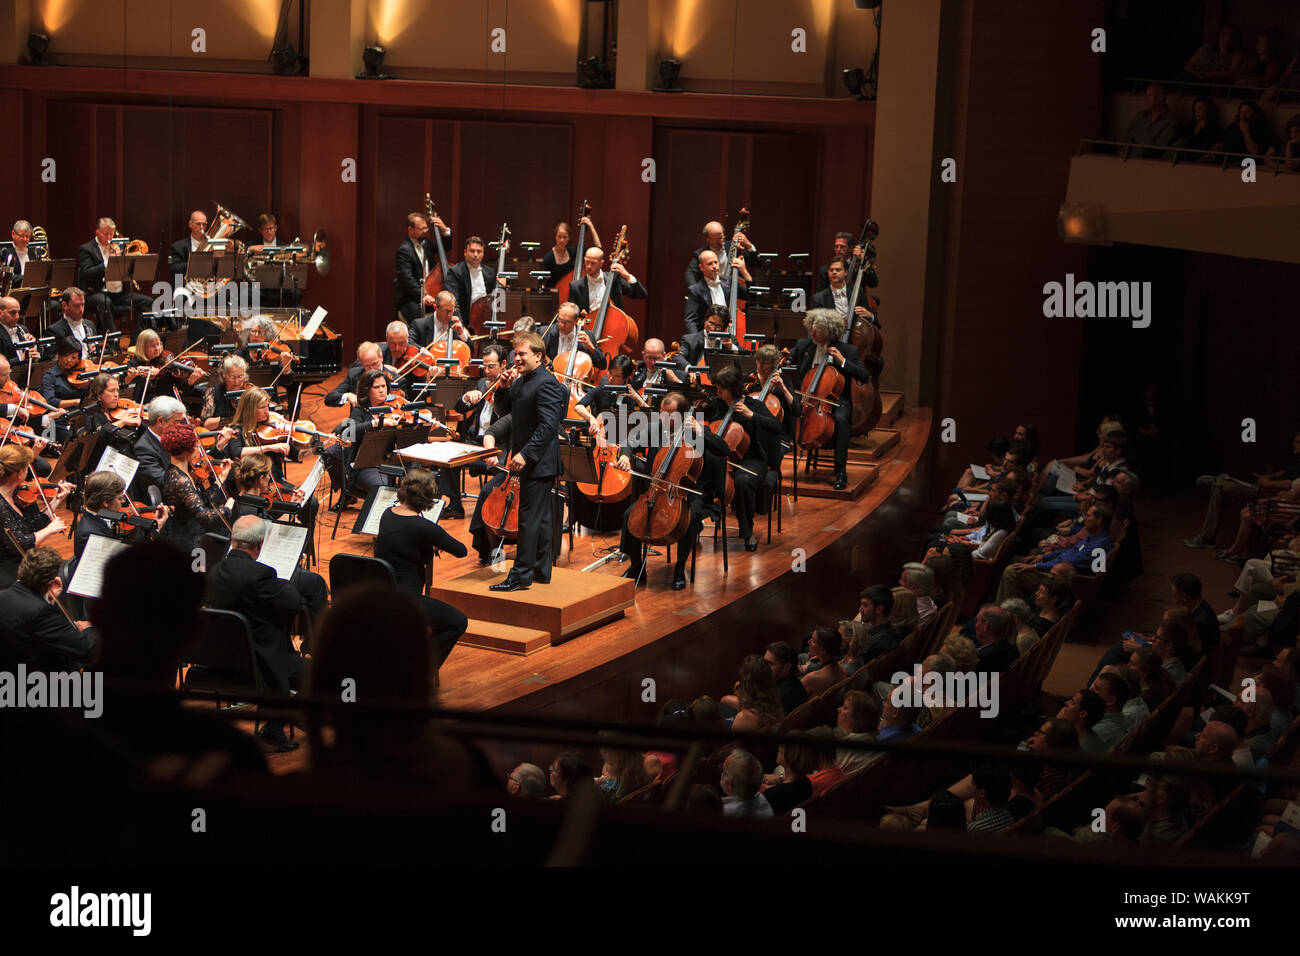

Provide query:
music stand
left=49, top=429, right=100, bottom=483
left=432, top=376, right=478, bottom=413
left=16, top=287, right=49, bottom=325
left=20, top=261, right=51, bottom=287
left=703, top=349, right=756, bottom=379
left=49, top=260, right=77, bottom=290
left=557, top=440, right=602, bottom=561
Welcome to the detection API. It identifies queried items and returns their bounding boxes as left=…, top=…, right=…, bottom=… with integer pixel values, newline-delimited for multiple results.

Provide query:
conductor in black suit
left=0, top=547, right=95, bottom=671
left=566, top=245, right=648, bottom=316
left=205, top=515, right=307, bottom=749
left=394, top=210, right=452, bottom=324
left=444, top=234, right=505, bottom=327
left=78, top=217, right=151, bottom=336
left=488, top=332, right=568, bottom=592
left=788, top=308, right=872, bottom=491
left=684, top=250, right=750, bottom=336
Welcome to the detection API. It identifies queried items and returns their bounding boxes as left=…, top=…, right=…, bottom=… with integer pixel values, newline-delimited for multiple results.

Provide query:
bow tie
left=707, top=280, right=721, bottom=288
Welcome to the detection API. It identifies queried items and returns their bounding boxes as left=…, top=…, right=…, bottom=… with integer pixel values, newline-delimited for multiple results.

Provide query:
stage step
left=783, top=460, right=879, bottom=500
left=460, top=619, right=552, bottom=656
left=880, top=390, right=904, bottom=426
left=432, top=566, right=635, bottom=646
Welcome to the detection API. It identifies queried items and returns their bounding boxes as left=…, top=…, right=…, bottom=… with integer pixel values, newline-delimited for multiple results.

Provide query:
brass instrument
left=29, top=226, right=51, bottom=261
left=243, top=227, right=329, bottom=281
left=186, top=202, right=250, bottom=300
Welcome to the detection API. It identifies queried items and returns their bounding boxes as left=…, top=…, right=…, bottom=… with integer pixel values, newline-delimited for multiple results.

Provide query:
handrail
left=1118, top=75, right=1300, bottom=101
left=1076, top=137, right=1299, bottom=175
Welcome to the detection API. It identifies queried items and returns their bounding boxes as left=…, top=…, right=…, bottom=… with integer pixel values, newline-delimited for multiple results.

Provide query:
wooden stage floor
left=53, top=373, right=933, bottom=718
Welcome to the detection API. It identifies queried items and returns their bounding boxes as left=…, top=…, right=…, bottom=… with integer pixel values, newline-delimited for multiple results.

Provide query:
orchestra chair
left=689, top=505, right=730, bottom=583
left=756, top=468, right=785, bottom=543
left=199, top=531, right=230, bottom=574
left=328, top=553, right=398, bottom=596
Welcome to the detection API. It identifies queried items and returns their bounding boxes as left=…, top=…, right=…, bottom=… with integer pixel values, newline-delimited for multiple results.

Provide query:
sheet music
left=297, top=457, right=326, bottom=500
left=95, top=447, right=139, bottom=490
left=969, top=464, right=990, bottom=481
left=68, top=535, right=129, bottom=598
left=360, top=487, right=400, bottom=536
left=423, top=499, right=446, bottom=525
left=1047, top=460, right=1078, bottom=495
left=253, top=522, right=309, bottom=580
left=962, top=492, right=989, bottom=503
left=300, top=306, right=328, bottom=340
left=395, top=440, right=488, bottom=466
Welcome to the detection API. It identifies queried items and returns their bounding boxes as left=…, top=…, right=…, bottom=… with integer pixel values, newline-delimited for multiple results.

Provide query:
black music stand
left=704, top=349, right=756, bottom=380
left=557, top=437, right=603, bottom=559
left=16, top=287, right=50, bottom=329
left=49, top=429, right=99, bottom=483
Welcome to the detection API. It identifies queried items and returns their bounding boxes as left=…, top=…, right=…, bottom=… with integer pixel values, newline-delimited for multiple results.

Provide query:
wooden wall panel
left=297, top=102, right=359, bottom=344
left=369, top=116, right=432, bottom=339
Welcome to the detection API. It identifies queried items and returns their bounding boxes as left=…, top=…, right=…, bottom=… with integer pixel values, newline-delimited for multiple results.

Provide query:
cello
left=480, top=469, right=521, bottom=541
left=586, top=226, right=640, bottom=371
left=556, top=199, right=590, bottom=303
left=468, top=222, right=510, bottom=335
left=422, top=193, right=450, bottom=298
left=725, top=208, right=749, bottom=345
left=796, top=341, right=846, bottom=453
left=554, top=312, right=596, bottom=420
left=625, top=419, right=703, bottom=546
left=426, top=320, right=472, bottom=377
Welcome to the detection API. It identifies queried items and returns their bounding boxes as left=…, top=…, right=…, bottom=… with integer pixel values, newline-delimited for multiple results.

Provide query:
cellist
left=543, top=301, right=607, bottom=373
left=789, top=308, right=872, bottom=491
left=614, top=391, right=731, bottom=591
left=411, top=291, right=471, bottom=351
left=702, top=366, right=782, bottom=552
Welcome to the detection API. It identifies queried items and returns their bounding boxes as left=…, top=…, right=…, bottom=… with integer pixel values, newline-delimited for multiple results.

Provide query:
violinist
left=373, top=467, right=469, bottom=675
left=0, top=445, right=71, bottom=589
left=47, top=288, right=99, bottom=358
left=381, top=320, right=422, bottom=376
left=130, top=396, right=191, bottom=501
left=228, top=453, right=328, bottom=622
left=225, top=386, right=319, bottom=530
left=411, top=291, right=471, bottom=351
left=684, top=250, right=748, bottom=336
left=790, top=308, right=872, bottom=491
left=325, top=368, right=395, bottom=505
left=633, top=339, right=689, bottom=392
left=0, top=547, right=95, bottom=671
left=543, top=301, right=607, bottom=372
left=0, top=356, right=63, bottom=475
left=614, top=391, right=731, bottom=591
left=42, top=339, right=92, bottom=410
left=703, top=366, right=782, bottom=553
left=199, top=355, right=249, bottom=428
left=811, top=256, right=874, bottom=324
left=75, top=470, right=169, bottom=559
left=125, top=329, right=206, bottom=404
left=567, top=245, right=647, bottom=317
left=324, top=341, right=385, bottom=408
left=81, top=373, right=141, bottom=453
left=158, top=420, right=234, bottom=555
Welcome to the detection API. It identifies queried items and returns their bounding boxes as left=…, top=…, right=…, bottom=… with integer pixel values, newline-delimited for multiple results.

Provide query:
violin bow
left=173, top=385, right=233, bottom=532
left=3, top=526, right=80, bottom=627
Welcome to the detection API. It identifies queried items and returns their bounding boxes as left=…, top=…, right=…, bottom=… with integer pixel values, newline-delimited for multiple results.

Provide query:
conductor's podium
left=433, top=566, right=635, bottom=651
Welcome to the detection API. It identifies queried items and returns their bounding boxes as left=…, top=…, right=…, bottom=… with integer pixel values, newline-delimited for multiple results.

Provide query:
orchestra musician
left=46, top=288, right=99, bottom=359
left=158, top=420, right=234, bottom=555
left=684, top=219, right=758, bottom=289
left=8, top=220, right=34, bottom=284
left=0, top=355, right=62, bottom=476
left=130, top=396, right=190, bottom=501
left=411, top=290, right=470, bottom=351
left=394, top=210, right=452, bottom=324
left=469, top=412, right=513, bottom=565
left=124, top=329, right=207, bottom=404
left=78, top=217, right=151, bottom=337
left=373, top=467, right=469, bottom=679
left=614, top=391, right=731, bottom=591
left=789, top=308, right=873, bottom=491
left=0, top=445, right=71, bottom=589
left=815, top=233, right=859, bottom=292
left=811, top=256, right=874, bottom=325
left=81, top=373, right=141, bottom=455
left=703, top=365, right=782, bottom=552
left=540, top=217, right=601, bottom=290
left=246, top=214, right=302, bottom=308
left=0, top=547, right=94, bottom=670
left=566, top=246, right=647, bottom=316
left=753, top=343, right=797, bottom=447
left=681, top=305, right=743, bottom=366
left=168, top=210, right=208, bottom=279
left=42, top=339, right=91, bottom=415
left=684, top=250, right=749, bottom=336
left=243, top=313, right=302, bottom=411
left=0, top=295, right=39, bottom=364
left=437, top=341, right=509, bottom=519
left=444, top=234, right=506, bottom=324
left=488, top=331, right=567, bottom=592
left=633, top=339, right=689, bottom=391
left=200, top=355, right=249, bottom=428
left=325, top=368, right=397, bottom=504
left=381, top=320, right=419, bottom=373
left=223, top=386, right=320, bottom=532
left=75, top=471, right=169, bottom=560
left=542, top=301, right=607, bottom=372
left=325, top=341, right=385, bottom=408
left=575, top=354, right=638, bottom=430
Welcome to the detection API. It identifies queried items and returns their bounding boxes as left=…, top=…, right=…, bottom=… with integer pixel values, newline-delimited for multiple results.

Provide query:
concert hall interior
left=2, top=0, right=1300, bottom=889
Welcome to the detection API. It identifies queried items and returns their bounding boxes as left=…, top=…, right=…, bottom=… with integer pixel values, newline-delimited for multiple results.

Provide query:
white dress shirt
left=832, top=286, right=849, bottom=316
left=468, top=266, right=486, bottom=303
left=706, top=279, right=727, bottom=306
left=98, top=241, right=122, bottom=293
left=64, top=318, right=90, bottom=357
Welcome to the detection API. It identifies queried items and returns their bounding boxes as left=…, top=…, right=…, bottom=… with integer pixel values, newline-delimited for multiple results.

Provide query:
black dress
left=160, top=464, right=229, bottom=556
left=374, top=508, right=469, bottom=667
left=0, top=493, right=52, bottom=589
left=541, top=247, right=576, bottom=289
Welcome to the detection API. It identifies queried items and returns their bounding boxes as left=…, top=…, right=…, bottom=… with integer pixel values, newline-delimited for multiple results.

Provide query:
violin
left=626, top=422, right=703, bottom=546
left=256, top=412, right=345, bottom=447
left=797, top=343, right=845, bottom=453
left=0, top=379, right=59, bottom=415
left=15, top=480, right=61, bottom=506
left=3, top=426, right=62, bottom=454
left=108, top=396, right=145, bottom=427
left=480, top=472, right=521, bottom=541
left=397, top=344, right=437, bottom=380
left=115, top=503, right=164, bottom=533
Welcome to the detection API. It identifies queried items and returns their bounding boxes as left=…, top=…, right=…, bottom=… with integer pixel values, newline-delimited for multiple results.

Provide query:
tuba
left=186, top=202, right=250, bottom=300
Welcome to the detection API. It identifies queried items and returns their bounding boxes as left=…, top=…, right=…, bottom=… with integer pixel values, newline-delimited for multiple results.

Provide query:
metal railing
left=1119, top=75, right=1300, bottom=103
left=1077, top=138, right=1300, bottom=176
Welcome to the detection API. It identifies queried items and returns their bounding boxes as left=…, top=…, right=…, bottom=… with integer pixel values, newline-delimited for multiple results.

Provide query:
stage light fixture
left=26, top=33, right=50, bottom=66
left=272, top=43, right=306, bottom=75
left=1057, top=201, right=1108, bottom=244
left=842, top=68, right=868, bottom=100
left=655, top=58, right=683, bottom=93
left=577, top=56, right=614, bottom=89
left=358, top=44, right=391, bottom=80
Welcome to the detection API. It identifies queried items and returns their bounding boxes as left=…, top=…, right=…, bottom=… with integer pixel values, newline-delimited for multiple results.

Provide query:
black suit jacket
left=394, top=234, right=450, bottom=314
left=631, top=355, right=690, bottom=391
left=46, top=316, right=100, bottom=352
left=444, top=261, right=497, bottom=324
left=542, top=325, right=607, bottom=370
left=453, top=375, right=501, bottom=443
left=410, top=314, right=470, bottom=350
left=811, top=284, right=873, bottom=319
left=0, top=324, right=28, bottom=363
left=683, top=278, right=746, bottom=336
left=76, top=240, right=112, bottom=294
left=0, top=582, right=96, bottom=670
left=130, top=427, right=169, bottom=502
left=684, top=245, right=759, bottom=288
left=73, top=512, right=117, bottom=560
left=788, top=338, right=871, bottom=419
left=567, top=272, right=648, bottom=316
left=204, top=549, right=304, bottom=695
left=168, top=238, right=194, bottom=279
left=325, top=362, right=367, bottom=407
left=494, top=365, right=567, bottom=480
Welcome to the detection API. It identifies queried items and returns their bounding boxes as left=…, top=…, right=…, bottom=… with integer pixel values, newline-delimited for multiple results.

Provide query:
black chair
left=199, top=531, right=230, bottom=574
left=329, top=553, right=398, bottom=596
left=759, top=467, right=784, bottom=543
left=181, top=608, right=263, bottom=704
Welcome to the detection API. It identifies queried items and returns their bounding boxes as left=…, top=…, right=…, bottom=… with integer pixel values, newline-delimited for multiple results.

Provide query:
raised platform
left=786, top=459, right=879, bottom=500
left=880, top=390, right=904, bottom=427
left=850, top=427, right=901, bottom=463
left=460, top=619, right=553, bottom=656
left=431, top=566, right=636, bottom=646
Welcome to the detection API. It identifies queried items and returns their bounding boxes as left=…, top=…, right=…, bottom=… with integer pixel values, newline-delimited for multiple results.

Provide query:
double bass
left=626, top=421, right=703, bottom=546
left=842, top=219, right=883, bottom=436
left=468, top=222, right=510, bottom=335
left=587, top=226, right=639, bottom=371
left=422, top=193, right=450, bottom=298
left=725, top=208, right=749, bottom=344
left=556, top=199, right=590, bottom=303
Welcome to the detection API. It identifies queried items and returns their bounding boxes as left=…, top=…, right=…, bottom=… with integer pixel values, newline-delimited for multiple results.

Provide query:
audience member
left=721, top=749, right=773, bottom=819
left=1124, top=82, right=1178, bottom=156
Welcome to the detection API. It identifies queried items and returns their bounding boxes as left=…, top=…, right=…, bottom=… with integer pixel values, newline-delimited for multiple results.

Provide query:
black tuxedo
left=812, top=284, right=873, bottom=320
left=204, top=549, right=304, bottom=696
left=567, top=271, right=648, bottom=316
left=542, top=325, right=607, bottom=370
left=46, top=316, right=100, bottom=356
left=454, top=375, right=502, bottom=444
left=394, top=232, right=450, bottom=322
left=78, top=238, right=148, bottom=334
left=76, top=239, right=112, bottom=294
left=444, top=260, right=497, bottom=326
left=684, top=278, right=746, bottom=336
left=0, top=323, right=34, bottom=363
left=788, top=337, right=871, bottom=473
left=169, top=238, right=194, bottom=279
left=410, top=314, right=469, bottom=350
left=493, top=364, right=567, bottom=585
left=684, top=245, right=759, bottom=288
left=0, top=582, right=96, bottom=670
left=325, top=361, right=367, bottom=407
left=73, top=512, right=118, bottom=561
left=631, top=354, right=690, bottom=391
left=130, top=427, right=170, bottom=502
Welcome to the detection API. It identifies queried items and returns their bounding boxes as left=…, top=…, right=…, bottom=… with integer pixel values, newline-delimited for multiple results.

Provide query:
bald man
left=411, top=290, right=469, bottom=349
left=169, top=209, right=209, bottom=279
left=566, top=245, right=647, bottom=317
left=684, top=218, right=758, bottom=288
left=0, top=295, right=37, bottom=363
left=632, top=337, right=688, bottom=392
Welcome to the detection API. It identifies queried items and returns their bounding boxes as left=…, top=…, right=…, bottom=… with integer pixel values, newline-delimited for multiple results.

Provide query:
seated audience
left=720, top=749, right=773, bottom=819
left=800, top=627, right=848, bottom=696
left=1123, top=83, right=1178, bottom=157
left=507, top=764, right=547, bottom=799
left=834, top=690, right=882, bottom=773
